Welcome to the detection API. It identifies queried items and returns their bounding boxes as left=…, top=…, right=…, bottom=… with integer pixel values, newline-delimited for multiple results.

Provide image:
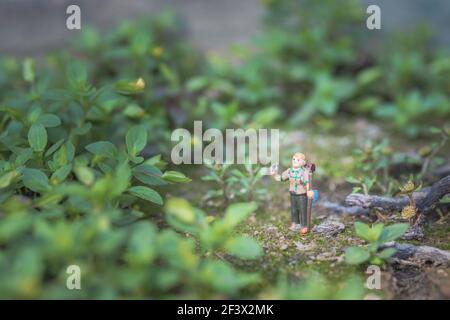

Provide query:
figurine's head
left=292, top=152, right=306, bottom=168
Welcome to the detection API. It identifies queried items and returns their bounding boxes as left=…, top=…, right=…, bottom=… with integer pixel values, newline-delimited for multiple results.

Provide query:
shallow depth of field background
left=2, top=0, right=450, bottom=56
left=0, top=0, right=449, bottom=300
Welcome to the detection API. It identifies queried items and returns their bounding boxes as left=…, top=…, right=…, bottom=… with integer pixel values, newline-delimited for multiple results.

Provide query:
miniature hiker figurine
left=270, top=152, right=315, bottom=235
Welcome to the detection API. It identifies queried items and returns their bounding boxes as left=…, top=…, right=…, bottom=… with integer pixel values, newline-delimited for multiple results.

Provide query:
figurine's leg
left=299, top=194, right=307, bottom=228
left=290, top=194, right=300, bottom=226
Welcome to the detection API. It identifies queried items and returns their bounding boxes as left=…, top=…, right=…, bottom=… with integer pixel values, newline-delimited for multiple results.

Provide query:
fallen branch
left=320, top=201, right=369, bottom=215
left=381, top=242, right=450, bottom=267
left=416, top=175, right=450, bottom=213
left=345, top=175, right=450, bottom=214
left=428, top=164, right=450, bottom=181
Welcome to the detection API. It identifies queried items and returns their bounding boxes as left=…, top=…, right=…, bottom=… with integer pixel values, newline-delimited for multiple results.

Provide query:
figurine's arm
left=273, top=169, right=289, bottom=182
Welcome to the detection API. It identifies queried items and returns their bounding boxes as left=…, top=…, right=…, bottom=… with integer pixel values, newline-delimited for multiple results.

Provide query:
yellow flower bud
left=152, top=46, right=164, bottom=57
left=134, top=78, right=145, bottom=90
left=400, top=181, right=415, bottom=194
left=401, top=205, right=416, bottom=220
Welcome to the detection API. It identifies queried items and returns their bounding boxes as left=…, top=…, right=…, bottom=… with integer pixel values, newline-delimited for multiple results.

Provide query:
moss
left=421, top=223, right=450, bottom=250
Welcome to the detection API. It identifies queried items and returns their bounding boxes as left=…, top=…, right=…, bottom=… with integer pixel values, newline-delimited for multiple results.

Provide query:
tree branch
left=345, top=175, right=450, bottom=214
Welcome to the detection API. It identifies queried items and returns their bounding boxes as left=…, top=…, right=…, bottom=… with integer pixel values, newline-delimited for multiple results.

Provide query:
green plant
left=346, top=139, right=395, bottom=195
left=201, top=161, right=234, bottom=205
left=345, top=222, right=409, bottom=266
left=228, top=163, right=266, bottom=202
left=419, top=125, right=449, bottom=176
left=201, top=161, right=266, bottom=205
left=262, top=272, right=366, bottom=300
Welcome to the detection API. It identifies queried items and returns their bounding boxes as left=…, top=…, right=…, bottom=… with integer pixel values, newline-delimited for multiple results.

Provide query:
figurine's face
left=292, top=154, right=306, bottom=168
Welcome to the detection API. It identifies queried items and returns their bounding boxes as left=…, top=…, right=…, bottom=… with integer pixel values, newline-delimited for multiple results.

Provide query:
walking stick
left=306, top=163, right=315, bottom=229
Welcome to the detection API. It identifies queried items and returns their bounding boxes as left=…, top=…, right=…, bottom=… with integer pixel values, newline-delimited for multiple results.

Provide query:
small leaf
left=128, top=186, right=163, bottom=205
left=74, top=166, right=95, bottom=186
left=111, top=162, right=131, bottom=197
left=133, top=164, right=166, bottom=186
left=114, top=78, right=145, bottom=95
left=37, top=114, right=61, bottom=128
left=51, top=164, right=72, bottom=184
left=162, top=171, right=191, bottom=183
left=369, top=223, right=384, bottom=242
left=67, top=61, right=87, bottom=89
left=0, top=171, right=16, bottom=189
left=22, top=168, right=50, bottom=192
left=85, top=141, right=117, bottom=158
left=126, top=222, right=156, bottom=265
left=15, top=148, right=33, bottom=166
left=22, top=58, right=35, bottom=82
left=45, top=139, right=65, bottom=158
left=345, top=176, right=360, bottom=184
left=28, top=123, right=47, bottom=152
left=225, top=236, right=262, bottom=259
left=164, top=198, right=196, bottom=223
left=378, top=247, right=396, bottom=259
left=345, top=246, right=370, bottom=265
left=354, top=222, right=372, bottom=242
left=378, top=223, right=409, bottom=243
left=126, top=125, right=147, bottom=156
left=223, top=202, right=257, bottom=228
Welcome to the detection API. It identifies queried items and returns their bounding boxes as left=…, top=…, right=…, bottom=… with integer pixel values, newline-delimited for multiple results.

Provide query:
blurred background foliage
left=0, top=0, right=448, bottom=298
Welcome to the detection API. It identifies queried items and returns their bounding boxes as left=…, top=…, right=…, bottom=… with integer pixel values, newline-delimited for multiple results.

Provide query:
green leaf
left=354, top=222, right=371, bottom=242
left=378, top=223, right=409, bottom=243
left=378, top=247, right=396, bottom=259
left=111, top=162, right=131, bottom=197
left=164, top=198, right=196, bottom=223
left=345, top=176, right=360, bottom=184
left=85, top=141, right=117, bottom=158
left=225, top=236, right=262, bottom=259
left=45, top=139, right=65, bottom=158
left=345, top=246, right=370, bottom=265
left=74, top=166, right=95, bottom=186
left=439, top=196, right=450, bottom=204
left=22, top=58, right=35, bottom=82
left=51, top=164, right=72, bottom=184
left=357, top=67, right=381, bottom=86
left=28, top=123, right=47, bottom=152
left=124, top=104, right=145, bottom=118
left=15, top=148, right=33, bottom=166
left=126, top=125, right=147, bottom=156
left=223, top=202, right=257, bottom=228
left=22, top=168, right=50, bottom=192
left=133, top=164, right=166, bottom=186
left=128, top=186, right=163, bottom=205
left=369, top=223, right=384, bottom=242
left=186, top=76, right=209, bottom=92
left=67, top=61, right=87, bottom=89
left=0, top=171, right=16, bottom=189
left=37, top=114, right=61, bottom=128
left=126, top=222, right=156, bottom=265
left=114, top=78, right=145, bottom=95
left=162, top=171, right=191, bottom=183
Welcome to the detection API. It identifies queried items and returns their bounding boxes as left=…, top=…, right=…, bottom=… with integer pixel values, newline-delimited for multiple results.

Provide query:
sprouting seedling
left=398, top=180, right=421, bottom=223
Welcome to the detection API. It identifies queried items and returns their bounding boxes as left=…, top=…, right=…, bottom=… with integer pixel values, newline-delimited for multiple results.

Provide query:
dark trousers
left=290, top=193, right=307, bottom=227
